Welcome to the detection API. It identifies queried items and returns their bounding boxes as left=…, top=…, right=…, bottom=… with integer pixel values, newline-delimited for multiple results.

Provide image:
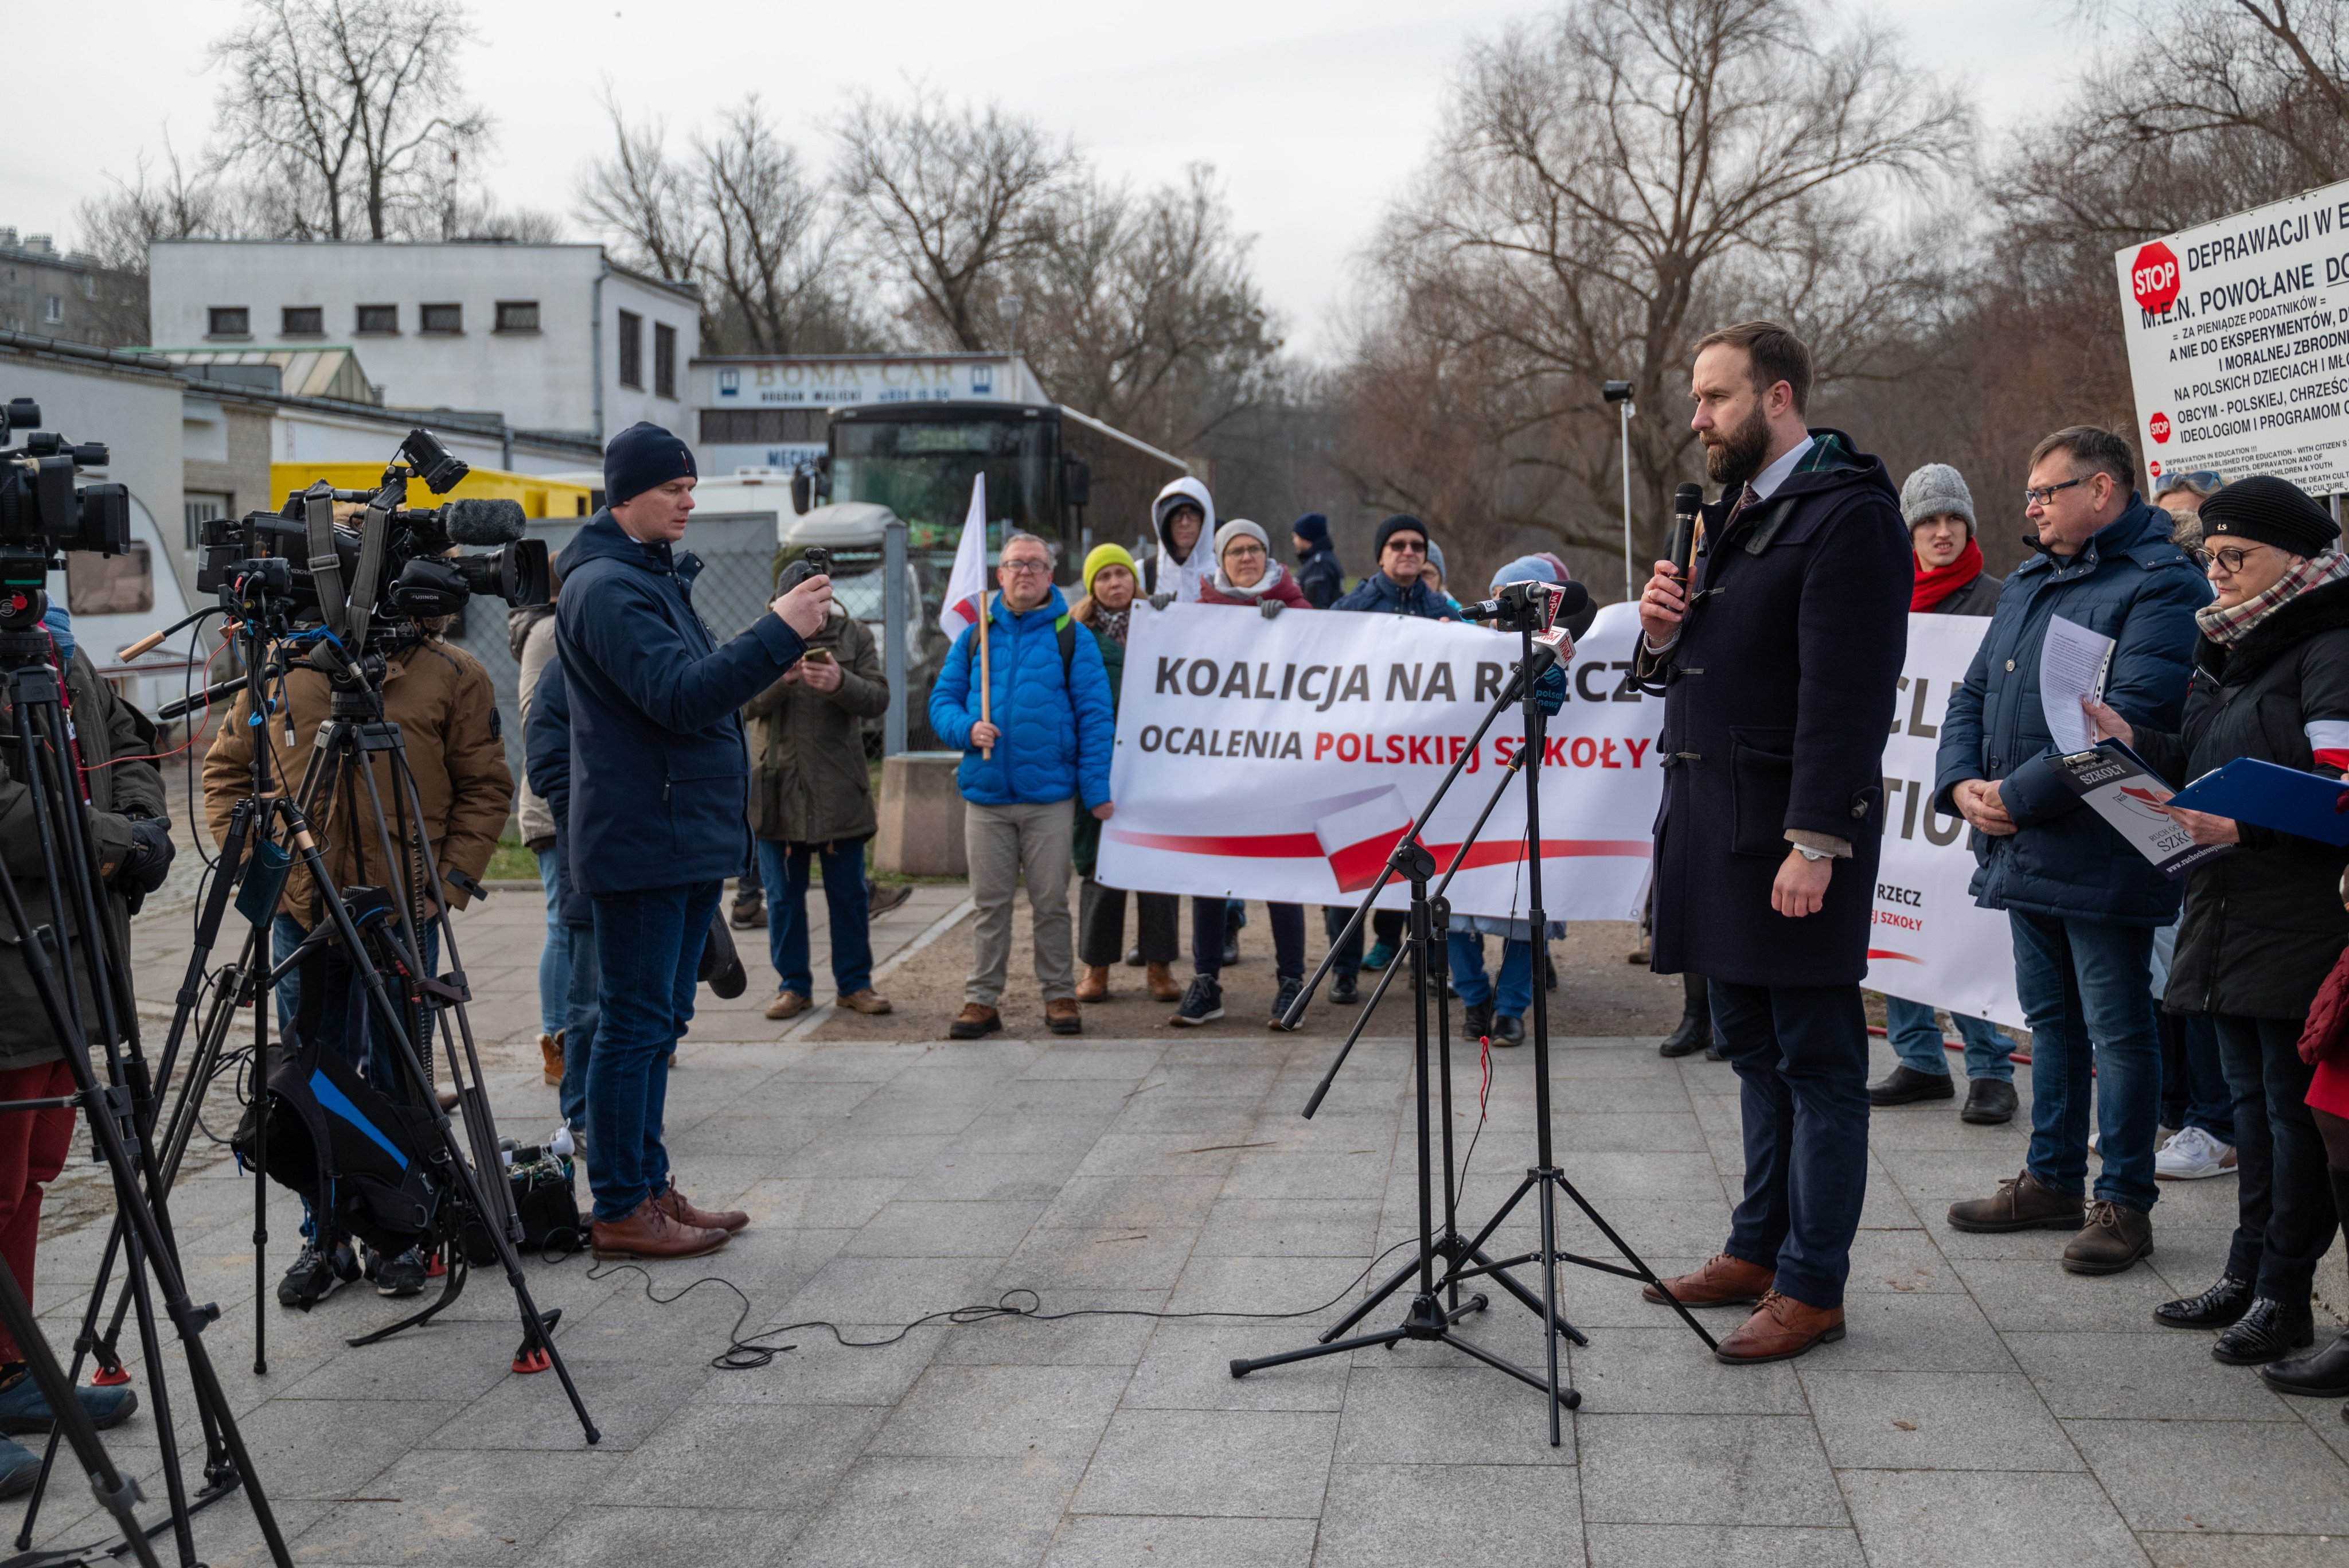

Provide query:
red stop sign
left=2133, top=243, right=2182, bottom=313
left=2149, top=412, right=2172, bottom=444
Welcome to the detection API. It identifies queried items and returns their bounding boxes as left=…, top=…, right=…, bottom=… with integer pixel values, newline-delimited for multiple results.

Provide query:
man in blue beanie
left=1291, top=513, right=1343, bottom=609
left=556, top=421, right=837, bottom=1259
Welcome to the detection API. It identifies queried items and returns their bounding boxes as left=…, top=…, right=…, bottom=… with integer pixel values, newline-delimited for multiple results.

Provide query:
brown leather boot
left=590, top=1196, right=728, bottom=1261
left=837, top=988, right=892, bottom=1015
left=2062, top=1199, right=2153, bottom=1275
left=1947, top=1168, right=2084, bottom=1233
left=948, top=1004, right=1001, bottom=1040
left=538, top=1031, right=563, bottom=1086
left=1145, top=962, right=1182, bottom=1002
left=656, top=1180, right=748, bottom=1234
left=1046, top=998, right=1084, bottom=1036
left=1075, top=966, right=1111, bottom=1003
left=1714, top=1289, right=1845, bottom=1364
left=1643, top=1252, right=1774, bottom=1308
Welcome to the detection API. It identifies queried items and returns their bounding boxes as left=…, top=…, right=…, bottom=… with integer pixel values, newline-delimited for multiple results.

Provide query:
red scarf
left=1911, top=537, right=1984, bottom=611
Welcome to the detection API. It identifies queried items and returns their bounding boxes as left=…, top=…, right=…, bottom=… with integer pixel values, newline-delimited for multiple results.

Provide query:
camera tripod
left=133, top=621, right=598, bottom=1444
left=0, top=625, right=295, bottom=1568
left=1232, top=621, right=1715, bottom=1446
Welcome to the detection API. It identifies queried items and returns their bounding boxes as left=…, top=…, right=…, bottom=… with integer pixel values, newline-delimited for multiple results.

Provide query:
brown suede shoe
left=656, top=1180, right=748, bottom=1234
left=763, top=990, right=811, bottom=1021
left=2063, top=1199, right=2153, bottom=1275
left=949, top=1004, right=1001, bottom=1040
left=837, top=988, right=892, bottom=1016
left=538, top=1031, right=563, bottom=1086
left=590, top=1196, right=728, bottom=1261
left=1145, top=962, right=1182, bottom=1002
left=1075, top=965, right=1111, bottom=1003
left=1046, top=998, right=1084, bottom=1036
left=1947, top=1168, right=2084, bottom=1233
left=1714, top=1290, right=1846, bottom=1364
left=1643, top=1252, right=1774, bottom=1308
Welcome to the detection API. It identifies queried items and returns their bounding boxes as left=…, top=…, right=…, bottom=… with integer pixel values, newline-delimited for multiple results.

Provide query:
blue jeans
left=587, top=880, right=720, bottom=1222
left=536, top=847, right=570, bottom=1039
left=756, top=837, right=873, bottom=998
left=559, top=922, right=599, bottom=1133
left=2010, top=910, right=2161, bottom=1213
left=1710, top=980, right=1871, bottom=1309
left=1447, top=933, right=1532, bottom=1019
left=1884, top=996, right=2014, bottom=1083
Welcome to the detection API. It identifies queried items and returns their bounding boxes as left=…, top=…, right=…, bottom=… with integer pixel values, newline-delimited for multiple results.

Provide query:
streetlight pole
left=1603, top=380, right=1636, bottom=601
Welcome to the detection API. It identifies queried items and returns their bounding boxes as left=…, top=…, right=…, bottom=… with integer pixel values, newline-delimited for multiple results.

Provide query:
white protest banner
left=1865, top=615, right=2027, bottom=1028
left=2115, top=177, right=2349, bottom=493
left=1098, top=600, right=1663, bottom=921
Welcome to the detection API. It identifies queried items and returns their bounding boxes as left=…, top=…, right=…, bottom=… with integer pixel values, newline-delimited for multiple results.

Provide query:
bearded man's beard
left=1703, top=401, right=1773, bottom=489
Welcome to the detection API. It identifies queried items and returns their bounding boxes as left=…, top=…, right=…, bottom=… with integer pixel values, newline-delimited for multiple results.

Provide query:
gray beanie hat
left=1901, top=463, right=1976, bottom=535
left=1213, top=518, right=1270, bottom=561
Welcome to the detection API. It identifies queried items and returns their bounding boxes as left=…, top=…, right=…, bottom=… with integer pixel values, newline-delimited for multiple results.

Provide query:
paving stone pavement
left=15, top=890, right=2349, bottom=1566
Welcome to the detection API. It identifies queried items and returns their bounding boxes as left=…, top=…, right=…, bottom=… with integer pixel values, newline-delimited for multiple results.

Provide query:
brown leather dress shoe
left=1714, top=1290, right=1845, bottom=1364
left=837, top=989, right=892, bottom=1016
left=1947, top=1168, right=2083, bottom=1233
left=657, top=1180, right=749, bottom=1234
left=948, top=1004, right=1001, bottom=1040
left=590, top=1196, right=728, bottom=1261
left=1145, top=962, right=1182, bottom=1002
left=1046, top=998, right=1084, bottom=1036
left=763, top=990, right=811, bottom=1021
left=1643, top=1252, right=1774, bottom=1308
left=538, top=1031, right=564, bottom=1086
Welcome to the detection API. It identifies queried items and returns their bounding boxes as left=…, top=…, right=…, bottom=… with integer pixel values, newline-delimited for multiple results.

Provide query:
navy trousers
left=587, top=880, right=720, bottom=1222
left=1710, top=979, right=1871, bottom=1309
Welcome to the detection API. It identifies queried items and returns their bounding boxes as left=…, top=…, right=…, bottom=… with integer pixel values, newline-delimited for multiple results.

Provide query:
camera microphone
left=444, top=498, right=527, bottom=545
left=1667, top=482, right=1703, bottom=581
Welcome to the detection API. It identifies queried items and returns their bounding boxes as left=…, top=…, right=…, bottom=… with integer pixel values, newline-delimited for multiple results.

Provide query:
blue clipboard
left=2165, top=757, right=2349, bottom=847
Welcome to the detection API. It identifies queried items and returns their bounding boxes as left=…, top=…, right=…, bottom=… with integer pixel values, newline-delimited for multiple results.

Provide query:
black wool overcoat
left=1639, top=431, right=1913, bottom=988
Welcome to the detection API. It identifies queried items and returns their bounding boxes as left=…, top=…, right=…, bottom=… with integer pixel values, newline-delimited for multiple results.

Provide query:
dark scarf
left=1096, top=606, right=1131, bottom=645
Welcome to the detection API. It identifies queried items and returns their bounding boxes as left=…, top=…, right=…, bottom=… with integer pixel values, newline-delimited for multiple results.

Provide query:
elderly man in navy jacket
left=557, top=422, right=836, bottom=1261
left=1633, top=322, right=1911, bottom=1364
left=1937, top=427, right=2206, bottom=1276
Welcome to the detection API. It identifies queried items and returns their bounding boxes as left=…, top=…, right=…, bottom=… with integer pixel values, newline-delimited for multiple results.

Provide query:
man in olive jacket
left=743, top=603, right=891, bottom=1020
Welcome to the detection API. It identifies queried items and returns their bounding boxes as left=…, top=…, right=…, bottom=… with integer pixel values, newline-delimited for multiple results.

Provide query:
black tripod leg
left=1231, top=1325, right=1411, bottom=1378
left=1434, top=1328, right=1580, bottom=1410
left=1464, top=1245, right=1590, bottom=1347
left=0, top=1258, right=162, bottom=1568
left=1550, top=1174, right=1718, bottom=1351
left=1315, top=1252, right=1422, bottom=1344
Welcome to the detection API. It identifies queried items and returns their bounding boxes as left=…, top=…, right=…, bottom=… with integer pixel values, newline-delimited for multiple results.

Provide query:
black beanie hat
left=2199, top=475, right=2339, bottom=559
left=1375, top=513, right=1430, bottom=554
left=1292, top=512, right=1330, bottom=548
left=604, top=421, right=697, bottom=508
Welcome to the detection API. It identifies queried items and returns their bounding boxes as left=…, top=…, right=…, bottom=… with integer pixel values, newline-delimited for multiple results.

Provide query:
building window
left=616, top=310, right=643, bottom=388
left=494, top=300, right=540, bottom=333
left=67, top=542, right=153, bottom=616
left=654, top=322, right=677, bottom=399
left=42, top=296, right=62, bottom=325
left=184, top=492, right=230, bottom=550
left=699, top=409, right=826, bottom=444
left=420, top=302, right=463, bottom=335
left=208, top=306, right=250, bottom=338
left=282, top=306, right=323, bottom=336
left=356, top=303, right=399, bottom=334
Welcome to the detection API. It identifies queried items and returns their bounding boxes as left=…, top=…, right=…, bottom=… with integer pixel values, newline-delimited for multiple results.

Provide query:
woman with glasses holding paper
left=2085, top=475, right=2349, bottom=1374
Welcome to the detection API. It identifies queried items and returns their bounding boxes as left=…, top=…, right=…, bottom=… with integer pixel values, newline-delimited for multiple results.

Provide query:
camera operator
left=555, top=422, right=833, bottom=1261
left=0, top=604, right=169, bottom=1488
left=202, top=615, right=512, bottom=1306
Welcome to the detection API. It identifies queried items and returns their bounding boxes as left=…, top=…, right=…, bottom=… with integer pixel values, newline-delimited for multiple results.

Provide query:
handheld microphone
left=1667, top=482, right=1703, bottom=581
left=444, top=497, right=528, bottom=545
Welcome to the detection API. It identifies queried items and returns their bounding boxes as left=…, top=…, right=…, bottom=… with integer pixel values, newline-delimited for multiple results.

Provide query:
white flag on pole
left=938, top=474, right=989, bottom=639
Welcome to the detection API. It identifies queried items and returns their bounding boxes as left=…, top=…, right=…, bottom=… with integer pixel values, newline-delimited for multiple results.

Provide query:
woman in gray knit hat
left=1871, top=462, right=2020, bottom=1125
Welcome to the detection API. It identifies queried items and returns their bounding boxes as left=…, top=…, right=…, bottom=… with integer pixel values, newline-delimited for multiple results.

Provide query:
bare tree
left=832, top=85, right=1078, bottom=350
left=575, top=93, right=705, bottom=281
left=211, top=0, right=490, bottom=241
left=1346, top=0, right=1967, bottom=579
left=75, top=135, right=240, bottom=274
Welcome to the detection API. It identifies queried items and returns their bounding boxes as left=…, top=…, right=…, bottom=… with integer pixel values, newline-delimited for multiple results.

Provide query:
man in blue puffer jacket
left=556, top=422, right=836, bottom=1261
left=1936, top=426, right=2209, bottom=1277
left=930, top=530, right=1116, bottom=1040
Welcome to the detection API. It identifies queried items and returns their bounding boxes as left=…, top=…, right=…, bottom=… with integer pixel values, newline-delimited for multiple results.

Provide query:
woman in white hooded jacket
left=1141, top=475, right=1216, bottom=602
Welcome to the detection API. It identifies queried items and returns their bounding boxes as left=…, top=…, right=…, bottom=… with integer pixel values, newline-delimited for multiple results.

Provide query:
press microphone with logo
left=1667, top=482, right=1703, bottom=582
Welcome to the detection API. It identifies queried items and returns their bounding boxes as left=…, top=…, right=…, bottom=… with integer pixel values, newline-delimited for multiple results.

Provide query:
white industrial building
left=690, top=352, right=1051, bottom=473
left=147, top=240, right=700, bottom=447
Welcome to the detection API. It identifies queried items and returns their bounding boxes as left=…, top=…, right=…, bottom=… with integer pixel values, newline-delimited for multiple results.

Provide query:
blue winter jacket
left=554, top=512, right=806, bottom=896
left=1932, top=497, right=2210, bottom=925
left=523, top=659, right=591, bottom=928
left=928, top=586, right=1115, bottom=808
left=1330, top=570, right=1462, bottom=620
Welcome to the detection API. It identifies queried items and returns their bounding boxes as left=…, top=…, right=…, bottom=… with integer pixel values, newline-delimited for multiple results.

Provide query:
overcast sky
left=10, top=0, right=2086, bottom=359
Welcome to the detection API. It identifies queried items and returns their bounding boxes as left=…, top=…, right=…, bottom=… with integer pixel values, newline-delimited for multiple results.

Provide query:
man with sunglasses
left=1937, top=426, right=2208, bottom=1278
left=1327, top=516, right=1461, bottom=994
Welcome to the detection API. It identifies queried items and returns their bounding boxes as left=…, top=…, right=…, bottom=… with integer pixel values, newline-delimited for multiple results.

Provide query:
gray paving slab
left=1839, top=1469, right=2149, bottom=1568
left=1071, top=1407, right=1339, bottom=1518
left=1316, top=1462, right=1585, bottom=1566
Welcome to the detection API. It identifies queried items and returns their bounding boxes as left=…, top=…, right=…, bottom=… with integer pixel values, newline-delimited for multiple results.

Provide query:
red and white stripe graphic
left=938, top=474, right=990, bottom=640
left=2309, top=718, right=2349, bottom=773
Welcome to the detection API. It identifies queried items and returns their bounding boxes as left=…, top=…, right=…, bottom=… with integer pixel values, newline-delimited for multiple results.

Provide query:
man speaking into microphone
left=1632, top=322, right=1910, bottom=1364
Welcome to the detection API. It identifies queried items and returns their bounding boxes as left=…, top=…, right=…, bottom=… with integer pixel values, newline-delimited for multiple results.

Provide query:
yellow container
left=268, top=463, right=595, bottom=519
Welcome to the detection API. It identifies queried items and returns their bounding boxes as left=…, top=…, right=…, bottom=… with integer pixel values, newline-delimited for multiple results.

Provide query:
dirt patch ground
left=813, top=890, right=1686, bottom=1043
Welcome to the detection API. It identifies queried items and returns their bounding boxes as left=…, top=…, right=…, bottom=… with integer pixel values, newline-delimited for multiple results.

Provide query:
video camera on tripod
left=192, top=427, right=547, bottom=643
left=0, top=396, right=132, bottom=631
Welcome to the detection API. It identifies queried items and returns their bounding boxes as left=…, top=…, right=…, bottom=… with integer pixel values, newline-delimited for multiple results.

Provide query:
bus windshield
left=830, top=416, right=1054, bottom=552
